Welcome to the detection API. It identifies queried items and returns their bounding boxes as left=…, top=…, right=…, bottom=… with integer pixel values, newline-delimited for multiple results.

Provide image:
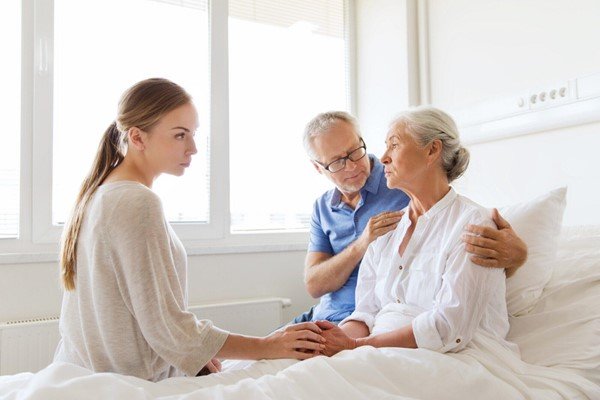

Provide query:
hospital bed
left=0, top=188, right=598, bottom=400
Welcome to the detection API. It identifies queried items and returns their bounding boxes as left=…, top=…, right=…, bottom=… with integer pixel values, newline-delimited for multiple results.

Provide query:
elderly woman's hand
left=462, top=208, right=528, bottom=277
left=314, top=320, right=357, bottom=357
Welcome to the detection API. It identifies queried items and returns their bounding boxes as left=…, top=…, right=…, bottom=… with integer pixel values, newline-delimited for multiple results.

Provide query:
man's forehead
left=313, top=129, right=362, bottom=161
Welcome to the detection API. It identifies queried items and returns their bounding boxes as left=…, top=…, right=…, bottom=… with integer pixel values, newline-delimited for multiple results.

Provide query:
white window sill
left=0, top=236, right=309, bottom=265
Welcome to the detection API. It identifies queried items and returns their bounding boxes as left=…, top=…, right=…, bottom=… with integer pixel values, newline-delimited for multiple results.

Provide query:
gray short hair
left=390, top=106, right=469, bottom=182
left=303, top=111, right=361, bottom=158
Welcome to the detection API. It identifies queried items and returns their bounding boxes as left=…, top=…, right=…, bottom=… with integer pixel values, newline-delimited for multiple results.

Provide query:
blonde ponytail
left=59, top=122, right=124, bottom=290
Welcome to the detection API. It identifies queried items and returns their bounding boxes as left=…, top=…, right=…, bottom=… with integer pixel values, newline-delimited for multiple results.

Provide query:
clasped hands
left=315, top=320, right=357, bottom=356
left=292, top=320, right=356, bottom=357
left=199, top=321, right=353, bottom=375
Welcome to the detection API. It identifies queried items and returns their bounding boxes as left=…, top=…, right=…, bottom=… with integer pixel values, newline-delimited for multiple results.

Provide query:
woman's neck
left=103, top=155, right=155, bottom=188
left=405, top=174, right=450, bottom=223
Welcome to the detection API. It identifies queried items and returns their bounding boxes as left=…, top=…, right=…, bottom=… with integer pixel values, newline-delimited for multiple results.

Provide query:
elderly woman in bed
left=317, top=106, right=518, bottom=356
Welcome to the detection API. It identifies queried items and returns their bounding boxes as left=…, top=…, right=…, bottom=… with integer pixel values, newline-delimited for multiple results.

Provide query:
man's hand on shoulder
left=462, top=208, right=528, bottom=277
left=303, top=210, right=404, bottom=298
left=356, top=210, right=404, bottom=252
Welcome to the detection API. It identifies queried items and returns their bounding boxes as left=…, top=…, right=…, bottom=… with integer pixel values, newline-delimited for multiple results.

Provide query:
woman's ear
left=128, top=127, right=146, bottom=151
left=427, top=139, right=442, bottom=165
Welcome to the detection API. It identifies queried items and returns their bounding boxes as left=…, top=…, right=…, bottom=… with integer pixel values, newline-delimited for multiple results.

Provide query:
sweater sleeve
left=105, top=188, right=228, bottom=376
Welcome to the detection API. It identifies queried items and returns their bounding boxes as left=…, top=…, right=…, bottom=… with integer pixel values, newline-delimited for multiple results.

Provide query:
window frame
left=0, top=0, right=356, bottom=262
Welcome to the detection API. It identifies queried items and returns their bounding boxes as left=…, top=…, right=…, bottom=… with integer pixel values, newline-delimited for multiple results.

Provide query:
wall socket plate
left=524, top=79, right=576, bottom=111
left=453, top=71, right=600, bottom=144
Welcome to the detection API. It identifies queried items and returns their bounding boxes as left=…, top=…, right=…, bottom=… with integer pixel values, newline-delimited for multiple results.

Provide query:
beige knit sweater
left=54, top=181, right=228, bottom=381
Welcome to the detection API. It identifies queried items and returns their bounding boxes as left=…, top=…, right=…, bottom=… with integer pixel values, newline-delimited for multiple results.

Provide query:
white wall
left=428, top=0, right=600, bottom=111
left=356, top=0, right=600, bottom=225
left=425, top=0, right=600, bottom=224
left=455, top=122, right=600, bottom=225
left=355, top=0, right=416, bottom=157
left=0, top=252, right=315, bottom=324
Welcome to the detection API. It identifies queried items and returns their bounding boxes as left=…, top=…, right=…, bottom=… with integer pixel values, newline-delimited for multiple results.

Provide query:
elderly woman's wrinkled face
left=380, top=122, right=430, bottom=191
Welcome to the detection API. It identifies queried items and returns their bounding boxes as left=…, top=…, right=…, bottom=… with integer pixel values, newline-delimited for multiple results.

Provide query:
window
left=0, top=1, right=21, bottom=238
left=52, top=0, right=210, bottom=225
left=229, top=0, right=349, bottom=231
left=3, top=0, right=353, bottom=256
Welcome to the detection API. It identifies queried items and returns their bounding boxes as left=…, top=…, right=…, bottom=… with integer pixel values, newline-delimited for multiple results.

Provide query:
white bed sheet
left=1, top=236, right=598, bottom=400
left=0, top=337, right=596, bottom=400
left=508, top=250, right=600, bottom=387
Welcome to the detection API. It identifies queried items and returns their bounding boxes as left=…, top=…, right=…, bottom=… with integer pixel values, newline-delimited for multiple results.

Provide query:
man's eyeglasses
left=316, top=138, right=367, bottom=173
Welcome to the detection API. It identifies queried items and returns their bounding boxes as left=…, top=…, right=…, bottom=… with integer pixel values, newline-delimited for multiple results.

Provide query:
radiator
left=0, top=297, right=291, bottom=375
left=188, top=297, right=291, bottom=337
left=0, top=318, right=60, bottom=375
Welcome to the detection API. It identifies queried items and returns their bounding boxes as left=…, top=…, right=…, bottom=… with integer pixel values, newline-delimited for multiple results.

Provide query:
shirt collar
left=363, top=155, right=383, bottom=195
left=330, top=189, right=342, bottom=209
left=421, top=186, right=457, bottom=220
left=329, top=154, right=381, bottom=209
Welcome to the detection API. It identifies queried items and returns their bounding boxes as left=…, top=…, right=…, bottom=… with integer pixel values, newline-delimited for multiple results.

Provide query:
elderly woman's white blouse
left=341, top=188, right=517, bottom=353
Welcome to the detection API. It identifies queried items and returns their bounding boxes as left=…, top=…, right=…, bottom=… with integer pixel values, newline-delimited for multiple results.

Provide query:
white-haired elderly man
left=293, top=111, right=528, bottom=325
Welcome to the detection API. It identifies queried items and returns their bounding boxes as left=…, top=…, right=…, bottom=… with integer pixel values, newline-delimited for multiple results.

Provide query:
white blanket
left=1, top=248, right=599, bottom=399
left=0, top=333, right=597, bottom=399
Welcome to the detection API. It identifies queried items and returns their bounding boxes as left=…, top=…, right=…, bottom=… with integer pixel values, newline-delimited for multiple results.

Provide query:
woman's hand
left=315, top=320, right=357, bottom=357
left=262, top=322, right=326, bottom=360
left=196, top=357, right=222, bottom=376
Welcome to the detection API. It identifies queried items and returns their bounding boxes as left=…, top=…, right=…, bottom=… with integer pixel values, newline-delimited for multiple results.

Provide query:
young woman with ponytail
left=54, top=78, right=325, bottom=381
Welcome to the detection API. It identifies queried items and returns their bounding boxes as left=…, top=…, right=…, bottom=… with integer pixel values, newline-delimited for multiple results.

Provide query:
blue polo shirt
left=308, top=155, right=410, bottom=322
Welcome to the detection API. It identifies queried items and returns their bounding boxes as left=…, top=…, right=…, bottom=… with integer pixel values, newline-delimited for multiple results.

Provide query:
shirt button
left=456, top=338, right=461, bottom=344
left=398, top=265, right=403, bottom=270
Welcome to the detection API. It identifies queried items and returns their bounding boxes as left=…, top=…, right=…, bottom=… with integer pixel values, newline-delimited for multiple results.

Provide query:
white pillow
left=558, top=225, right=600, bottom=254
left=498, top=187, right=567, bottom=316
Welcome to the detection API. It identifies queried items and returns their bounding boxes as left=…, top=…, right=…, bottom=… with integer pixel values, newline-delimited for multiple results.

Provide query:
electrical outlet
left=527, top=80, right=575, bottom=110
